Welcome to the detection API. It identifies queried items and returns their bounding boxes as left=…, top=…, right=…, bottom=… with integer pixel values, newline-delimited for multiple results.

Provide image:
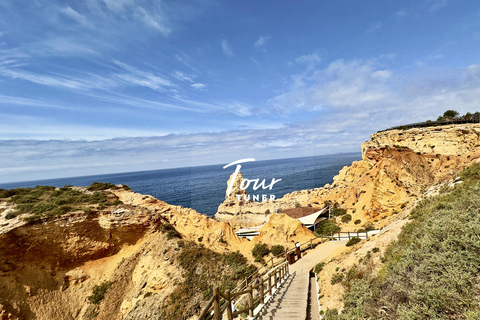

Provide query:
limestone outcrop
left=0, top=184, right=314, bottom=320
left=216, top=124, right=480, bottom=229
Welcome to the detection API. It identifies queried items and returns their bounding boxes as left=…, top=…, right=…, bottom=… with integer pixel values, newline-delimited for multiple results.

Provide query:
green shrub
left=166, top=229, right=181, bottom=240
left=354, top=219, right=361, bottom=225
left=328, top=162, right=480, bottom=319
left=87, top=281, right=113, bottom=305
left=357, top=223, right=374, bottom=233
left=314, top=220, right=341, bottom=236
left=314, top=262, right=325, bottom=274
left=87, top=182, right=119, bottom=191
left=252, top=243, right=270, bottom=263
left=331, top=273, right=344, bottom=285
left=341, top=214, right=352, bottom=223
left=346, top=237, right=361, bottom=246
left=271, top=245, right=285, bottom=257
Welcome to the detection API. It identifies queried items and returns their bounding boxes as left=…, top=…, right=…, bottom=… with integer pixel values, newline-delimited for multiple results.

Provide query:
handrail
left=197, top=261, right=290, bottom=320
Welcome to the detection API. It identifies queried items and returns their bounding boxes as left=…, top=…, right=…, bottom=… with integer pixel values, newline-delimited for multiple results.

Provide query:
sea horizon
left=0, top=152, right=362, bottom=216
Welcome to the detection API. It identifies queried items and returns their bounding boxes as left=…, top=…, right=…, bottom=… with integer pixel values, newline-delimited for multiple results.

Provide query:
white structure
left=297, top=207, right=329, bottom=231
left=235, top=206, right=330, bottom=239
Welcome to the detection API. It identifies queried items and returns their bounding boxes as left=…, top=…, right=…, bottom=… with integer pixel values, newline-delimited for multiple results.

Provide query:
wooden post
left=310, top=239, right=313, bottom=250
left=357, top=232, right=359, bottom=238
left=247, top=285, right=254, bottom=318
left=259, top=278, right=265, bottom=304
left=274, top=269, right=278, bottom=289
left=213, top=287, right=220, bottom=320
left=348, top=231, right=350, bottom=240
left=268, top=272, right=272, bottom=295
left=226, top=290, right=233, bottom=320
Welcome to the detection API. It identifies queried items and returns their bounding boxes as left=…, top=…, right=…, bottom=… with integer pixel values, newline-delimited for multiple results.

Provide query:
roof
left=297, top=207, right=329, bottom=226
left=283, top=206, right=323, bottom=219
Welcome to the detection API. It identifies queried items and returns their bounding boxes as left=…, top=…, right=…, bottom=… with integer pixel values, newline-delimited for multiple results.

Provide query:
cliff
left=216, top=124, right=480, bottom=229
left=0, top=185, right=314, bottom=320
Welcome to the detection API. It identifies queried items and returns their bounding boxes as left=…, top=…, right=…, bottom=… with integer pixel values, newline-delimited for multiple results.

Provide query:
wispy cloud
left=295, top=52, right=322, bottom=70
left=172, top=70, right=194, bottom=82
left=366, top=22, right=382, bottom=33
left=254, top=36, right=269, bottom=48
left=221, top=39, right=234, bottom=57
left=396, top=9, right=407, bottom=18
left=113, top=60, right=174, bottom=91
left=191, top=83, right=206, bottom=90
left=59, top=6, right=94, bottom=28
left=429, top=0, right=448, bottom=12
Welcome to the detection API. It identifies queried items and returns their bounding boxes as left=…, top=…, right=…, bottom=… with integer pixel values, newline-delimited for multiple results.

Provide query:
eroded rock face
left=216, top=124, right=480, bottom=228
left=0, top=187, right=253, bottom=320
left=252, top=214, right=316, bottom=246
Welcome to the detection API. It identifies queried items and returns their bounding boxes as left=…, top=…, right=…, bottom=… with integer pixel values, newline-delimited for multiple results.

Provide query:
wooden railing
left=197, top=261, right=289, bottom=320
left=197, top=231, right=377, bottom=319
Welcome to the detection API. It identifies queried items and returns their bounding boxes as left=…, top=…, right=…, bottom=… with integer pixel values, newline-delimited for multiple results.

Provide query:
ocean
left=0, top=153, right=361, bottom=216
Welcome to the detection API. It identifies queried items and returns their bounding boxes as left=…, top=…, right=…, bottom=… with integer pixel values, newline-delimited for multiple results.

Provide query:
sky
left=1, top=0, right=480, bottom=183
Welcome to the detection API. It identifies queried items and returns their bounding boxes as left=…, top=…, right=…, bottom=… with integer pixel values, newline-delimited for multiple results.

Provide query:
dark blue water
left=0, top=153, right=361, bottom=216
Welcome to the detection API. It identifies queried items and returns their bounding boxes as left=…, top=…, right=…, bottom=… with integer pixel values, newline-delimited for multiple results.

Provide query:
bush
left=333, top=207, right=347, bottom=216
left=314, top=262, right=325, bottom=274
left=271, top=245, right=285, bottom=257
left=346, top=237, right=361, bottom=246
left=87, top=182, right=119, bottom=191
left=328, top=162, right=480, bottom=319
left=331, top=273, right=344, bottom=285
left=341, top=214, right=352, bottom=223
left=314, top=220, right=341, bottom=236
left=357, top=223, right=374, bottom=233
left=252, top=243, right=270, bottom=263
left=166, top=229, right=181, bottom=240
left=2, top=185, right=121, bottom=222
left=354, top=219, right=361, bottom=225
left=87, top=281, right=113, bottom=304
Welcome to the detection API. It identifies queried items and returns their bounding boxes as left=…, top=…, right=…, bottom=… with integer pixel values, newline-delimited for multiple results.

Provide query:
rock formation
left=216, top=123, right=480, bottom=229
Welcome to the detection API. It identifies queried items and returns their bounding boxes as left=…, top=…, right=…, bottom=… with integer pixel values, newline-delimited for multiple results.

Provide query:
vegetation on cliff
left=325, top=163, right=480, bottom=319
left=384, top=109, right=480, bottom=131
left=160, top=242, right=257, bottom=320
left=0, top=183, right=125, bottom=221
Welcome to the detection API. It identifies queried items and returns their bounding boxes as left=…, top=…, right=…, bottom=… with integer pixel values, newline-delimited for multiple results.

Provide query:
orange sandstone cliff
left=216, top=123, right=480, bottom=229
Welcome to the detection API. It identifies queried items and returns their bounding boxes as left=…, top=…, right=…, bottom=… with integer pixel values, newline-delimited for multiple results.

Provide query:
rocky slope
left=0, top=186, right=314, bottom=320
left=216, top=124, right=480, bottom=229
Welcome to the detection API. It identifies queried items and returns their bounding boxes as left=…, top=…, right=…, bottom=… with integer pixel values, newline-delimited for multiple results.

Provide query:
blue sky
left=1, top=0, right=480, bottom=183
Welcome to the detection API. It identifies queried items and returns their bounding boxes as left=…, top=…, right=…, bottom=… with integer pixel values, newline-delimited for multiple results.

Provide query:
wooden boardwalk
left=255, top=240, right=347, bottom=320
left=254, top=272, right=309, bottom=320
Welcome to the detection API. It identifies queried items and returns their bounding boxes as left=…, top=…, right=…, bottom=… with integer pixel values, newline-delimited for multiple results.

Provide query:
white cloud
left=101, top=0, right=135, bottom=14
left=366, top=22, right=382, bottom=33
left=429, top=0, right=447, bottom=12
left=295, top=53, right=322, bottom=69
left=112, top=59, right=173, bottom=90
left=59, top=6, right=94, bottom=28
left=172, top=70, right=193, bottom=82
left=396, top=9, right=407, bottom=17
left=254, top=36, right=269, bottom=47
left=134, top=6, right=170, bottom=36
left=221, top=39, right=234, bottom=57
left=191, top=83, right=206, bottom=90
